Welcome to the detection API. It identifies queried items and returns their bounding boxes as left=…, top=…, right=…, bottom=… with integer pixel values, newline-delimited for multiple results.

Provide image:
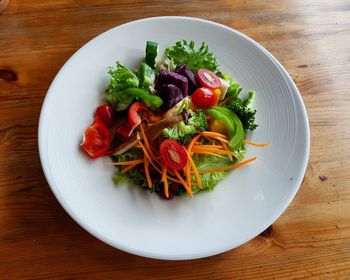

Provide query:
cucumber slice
left=145, top=41, right=159, bottom=69
left=139, top=62, right=154, bottom=89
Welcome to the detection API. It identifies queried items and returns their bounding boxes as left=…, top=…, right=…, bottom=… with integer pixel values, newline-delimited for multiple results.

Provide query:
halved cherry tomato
left=81, top=116, right=111, bottom=159
left=191, top=87, right=218, bottom=108
left=96, top=104, right=116, bottom=128
left=115, top=122, right=133, bottom=139
left=197, top=68, right=221, bottom=89
left=160, top=139, right=188, bottom=170
left=128, top=101, right=149, bottom=132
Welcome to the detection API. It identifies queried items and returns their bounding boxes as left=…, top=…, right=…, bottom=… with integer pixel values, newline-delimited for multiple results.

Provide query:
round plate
left=39, top=16, right=309, bottom=260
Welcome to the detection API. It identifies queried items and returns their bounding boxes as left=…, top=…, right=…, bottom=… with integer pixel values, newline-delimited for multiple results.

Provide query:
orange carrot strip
left=121, top=164, right=137, bottom=173
left=185, top=161, right=191, bottom=190
left=173, top=170, right=193, bottom=197
left=187, top=134, right=201, bottom=154
left=244, top=140, right=271, bottom=147
left=190, top=151, right=227, bottom=159
left=144, top=157, right=152, bottom=188
left=164, top=177, right=169, bottom=198
left=197, top=157, right=257, bottom=174
left=185, top=150, right=202, bottom=189
left=161, top=164, right=169, bottom=198
left=140, top=124, right=157, bottom=157
left=110, top=159, right=145, bottom=166
left=194, top=145, right=224, bottom=149
left=219, top=140, right=233, bottom=160
left=215, top=137, right=229, bottom=143
left=192, top=147, right=236, bottom=156
left=199, top=131, right=228, bottom=139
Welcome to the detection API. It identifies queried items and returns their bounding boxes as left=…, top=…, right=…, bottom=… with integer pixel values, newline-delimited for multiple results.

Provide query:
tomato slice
left=160, top=139, right=188, bottom=170
left=96, top=104, right=116, bottom=128
left=197, top=68, right=221, bottom=89
left=81, top=116, right=112, bottom=159
left=191, top=87, right=218, bottom=108
left=128, top=101, right=149, bottom=132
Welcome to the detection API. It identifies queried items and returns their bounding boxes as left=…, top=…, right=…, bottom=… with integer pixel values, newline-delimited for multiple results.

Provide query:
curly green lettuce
left=165, top=40, right=219, bottom=73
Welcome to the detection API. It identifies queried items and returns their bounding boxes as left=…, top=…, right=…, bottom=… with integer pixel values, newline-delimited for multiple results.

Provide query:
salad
left=81, top=40, right=267, bottom=199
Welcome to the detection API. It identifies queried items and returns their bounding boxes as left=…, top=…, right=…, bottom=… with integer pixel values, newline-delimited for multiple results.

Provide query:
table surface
left=1, top=0, right=350, bottom=279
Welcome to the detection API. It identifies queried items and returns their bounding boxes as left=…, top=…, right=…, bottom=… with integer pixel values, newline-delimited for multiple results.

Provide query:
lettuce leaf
left=192, top=153, right=235, bottom=193
left=165, top=40, right=219, bottom=73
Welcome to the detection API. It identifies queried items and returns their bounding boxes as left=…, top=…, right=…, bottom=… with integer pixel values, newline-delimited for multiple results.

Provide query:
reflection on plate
left=39, top=16, right=309, bottom=260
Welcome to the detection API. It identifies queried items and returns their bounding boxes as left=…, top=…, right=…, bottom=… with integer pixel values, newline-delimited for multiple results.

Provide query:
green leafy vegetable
left=219, top=72, right=242, bottom=99
left=163, top=109, right=208, bottom=142
left=226, top=91, right=258, bottom=131
left=165, top=40, right=219, bottom=73
left=107, top=61, right=139, bottom=92
left=192, top=153, right=233, bottom=193
left=106, top=61, right=162, bottom=111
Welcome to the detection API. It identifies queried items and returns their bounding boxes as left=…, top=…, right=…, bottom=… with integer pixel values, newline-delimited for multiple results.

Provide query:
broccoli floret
left=226, top=92, right=258, bottom=131
left=187, top=109, right=208, bottom=131
left=163, top=109, right=208, bottom=142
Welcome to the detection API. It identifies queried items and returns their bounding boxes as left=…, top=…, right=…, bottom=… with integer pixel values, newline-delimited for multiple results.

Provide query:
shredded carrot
left=161, top=164, right=167, bottom=181
left=185, top=161, right=191, bottom=190
left=244, top=140, right=271, bottom=147
left=161, top=164, right=169, bottom=198
left=173, top=170, right=193, bottom=197
left=192, top=147, right=236, bottom=156
left=194, top=145, right=224, bottom=149
left=215, top=137, right=229, bottom=143
left=140, top=124, right=157, bottom=157
left=197, top=157, right=257, bottom=174
left=190, top=151, right=227, bottom=159
left=139, top=141, right=156, bottom=163
left=164, top=177, right=169, bottom=198
left=187, top=134, right=201, bottom=154
left=110, top=159, right=145, bottom=166
left=121, top=164, right=137, bottom=173
left=185, top=150, right=202, bottom=189
left=144, top=157, right=152, bottom=188
left=199, top=131, right=228, bottom=139
left=218, top=140, right=233, bottom=160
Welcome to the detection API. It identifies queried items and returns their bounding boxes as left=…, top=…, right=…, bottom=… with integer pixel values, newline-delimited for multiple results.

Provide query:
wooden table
left=1, top=0, right=349, bottom=278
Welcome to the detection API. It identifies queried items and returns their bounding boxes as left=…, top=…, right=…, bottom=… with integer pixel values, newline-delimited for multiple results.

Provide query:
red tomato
left=81, top=116, right=112, bottom=159
left=160, top=139, right=188, bottom=170
left=197, top=68, right=221, bottom=89
left=115, top=122, right=133, bottom=138
left=96, top=104, right=116, bottom=128
left=191, top=87, right=218, bottom=108
left=128, top=101, right=149, bottom=131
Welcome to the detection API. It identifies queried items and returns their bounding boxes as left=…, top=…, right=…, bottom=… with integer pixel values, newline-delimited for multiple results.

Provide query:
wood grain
left=1, top=0, right=350, bottom=279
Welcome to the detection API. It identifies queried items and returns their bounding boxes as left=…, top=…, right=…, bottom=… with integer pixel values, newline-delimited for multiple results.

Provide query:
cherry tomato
left=128, top=101, right=149, bottom=131
left=96, top=104, right=116, bottom=128
left=191, top=87, right=218, bottom=108
left=115, top=122, right=133, bottom=138
left=81, top=116, right=111, bottom=159
left=197, top=68, right=221, bottom=89
left=160, top=139, right=188, bottom=170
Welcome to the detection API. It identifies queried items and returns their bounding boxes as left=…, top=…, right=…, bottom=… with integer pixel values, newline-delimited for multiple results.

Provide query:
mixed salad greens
left=81, top=40, right=267, bottom=199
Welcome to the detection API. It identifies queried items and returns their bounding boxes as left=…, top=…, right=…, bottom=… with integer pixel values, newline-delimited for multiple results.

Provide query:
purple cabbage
left=175, top=65, right=199, bottom=95
left=156, top=70, right=188, bottom=97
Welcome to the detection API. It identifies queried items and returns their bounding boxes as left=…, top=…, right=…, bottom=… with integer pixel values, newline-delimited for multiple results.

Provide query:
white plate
left=39, top=16, right=309, bottom=260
